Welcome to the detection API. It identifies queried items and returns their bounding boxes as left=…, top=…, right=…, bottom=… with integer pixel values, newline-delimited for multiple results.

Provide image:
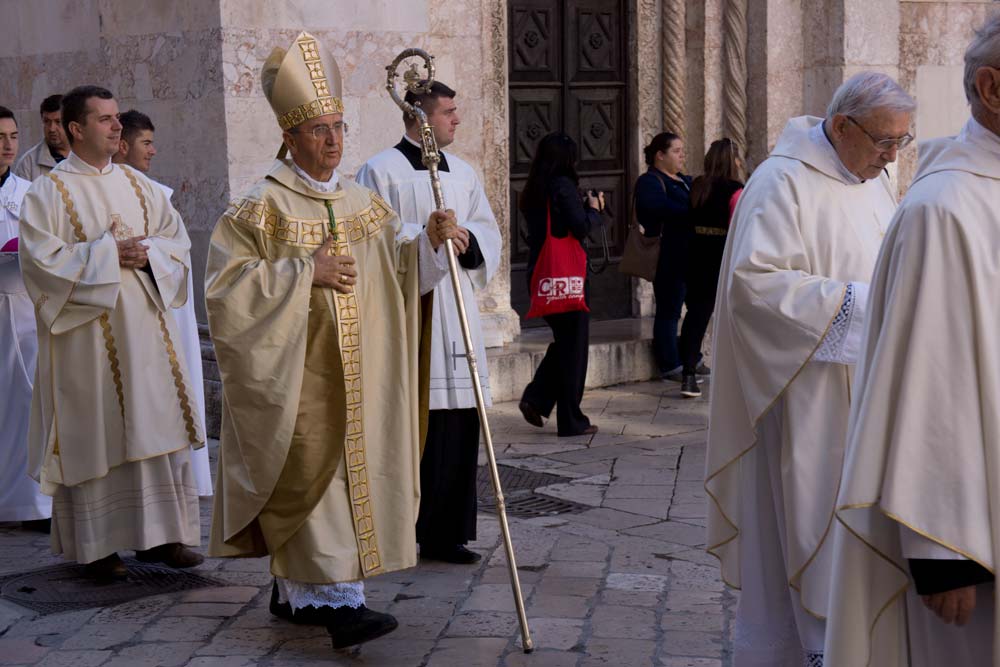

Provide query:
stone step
left=199, top=318, right=658, bottom=439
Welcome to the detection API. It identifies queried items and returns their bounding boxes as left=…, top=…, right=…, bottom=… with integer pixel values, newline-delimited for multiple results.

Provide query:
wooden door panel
left=510, top=0, right=561, bottom=83
left=566, top=0, right=622, bottom=82
left=566, top=87, right=623, bottom=172
left=510, top=88, right=562, bottom=175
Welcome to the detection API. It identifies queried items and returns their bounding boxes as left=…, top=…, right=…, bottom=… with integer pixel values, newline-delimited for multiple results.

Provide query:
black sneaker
left=327, top=605, right=399, bottom=649
left=680, top=374, right=702, bottom=398
left=661, top=370, right=683, bottom=383
left=695, top=363, right=711, bottom=376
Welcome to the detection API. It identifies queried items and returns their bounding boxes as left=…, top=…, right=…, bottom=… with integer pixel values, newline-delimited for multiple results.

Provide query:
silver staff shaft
left=386, top=48, right=533, bottom=654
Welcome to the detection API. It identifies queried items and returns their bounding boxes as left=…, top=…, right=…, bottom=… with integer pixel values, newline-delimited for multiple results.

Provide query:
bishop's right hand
left=312, top=234, right=357, bottom=294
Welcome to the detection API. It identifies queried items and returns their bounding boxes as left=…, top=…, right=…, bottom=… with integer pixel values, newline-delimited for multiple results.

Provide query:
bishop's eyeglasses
left=292, top=121, right=350, bottom=140
left=847, top=116, right=914, bottom=152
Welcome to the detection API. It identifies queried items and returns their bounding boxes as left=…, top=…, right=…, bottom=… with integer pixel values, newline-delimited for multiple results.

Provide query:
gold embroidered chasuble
left=206, top=159, right=431, bottom=583
left=18, top=152, right=204, bottom=495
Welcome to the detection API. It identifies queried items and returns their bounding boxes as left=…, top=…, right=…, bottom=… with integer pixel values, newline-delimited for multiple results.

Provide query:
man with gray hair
left=825, top=15, right=1000, bottom=666
left=705, top=71, right=914, bottom=666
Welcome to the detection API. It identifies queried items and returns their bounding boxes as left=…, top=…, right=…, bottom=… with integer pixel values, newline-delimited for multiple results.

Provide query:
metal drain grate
left=0, top=558, right=224, bottom=615
left=477, top=465, right=591, bottom=518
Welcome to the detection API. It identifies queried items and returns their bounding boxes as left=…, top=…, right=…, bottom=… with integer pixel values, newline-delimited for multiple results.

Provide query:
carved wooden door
left=508, top=0, right=632, bottom=322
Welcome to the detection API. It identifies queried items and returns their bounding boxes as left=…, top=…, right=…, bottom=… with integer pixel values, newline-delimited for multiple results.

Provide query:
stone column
left=663, top=0, right=688, bottom=135
left=477, top=0, right=521, bottom=348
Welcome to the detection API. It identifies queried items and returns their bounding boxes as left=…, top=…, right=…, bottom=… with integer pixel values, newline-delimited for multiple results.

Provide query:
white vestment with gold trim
left=18, top=152, right=203, bottom=563
left=825, top=118, right=1000, bottom=666
left=705, top=116, right=895, bottom=664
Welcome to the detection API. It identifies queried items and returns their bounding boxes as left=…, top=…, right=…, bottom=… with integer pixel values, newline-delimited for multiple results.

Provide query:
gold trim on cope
left=226, top=194, right=389, bottom=248
left=157, top=311, right=203, bottom=445
left=330, top=218, right=383, bottom=576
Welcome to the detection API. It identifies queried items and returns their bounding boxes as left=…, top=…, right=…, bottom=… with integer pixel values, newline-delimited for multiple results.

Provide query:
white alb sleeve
left=813, top=282, right=869, bottom=364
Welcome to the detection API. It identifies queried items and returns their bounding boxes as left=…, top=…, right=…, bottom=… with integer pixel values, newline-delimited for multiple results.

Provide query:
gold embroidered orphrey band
left=276, top=35, right=346, bottom=131
left=330, top=216, right=383, bottom=576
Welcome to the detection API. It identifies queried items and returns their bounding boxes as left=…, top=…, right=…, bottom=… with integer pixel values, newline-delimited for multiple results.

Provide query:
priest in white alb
left=19, top=85, right=204, bottom=580
left=825, top=17, right=1000, bottom=666
left=113, top=108, right=212, bottom=497
left=704, top=72, right=915, bottom=666
left=0, top=105, right=51, bottom=531
left=206, top=32, right=458, bottom=650
left=356, top=80, right=501, bottom=565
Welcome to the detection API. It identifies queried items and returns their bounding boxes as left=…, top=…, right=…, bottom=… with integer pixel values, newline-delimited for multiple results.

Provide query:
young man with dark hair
left=357, top=79, right=501, bottom=565
left=14, top=94, right=69, bottom=182
left=0, top=105, right=52, bottom=532
left=114, top=110, right=157, bottom=174
left=112, top=108, right=213, bottom=497
left=19, top=85, right=205, bottom=580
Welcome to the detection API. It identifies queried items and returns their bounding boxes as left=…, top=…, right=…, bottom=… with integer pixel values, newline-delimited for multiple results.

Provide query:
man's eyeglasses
left=292, top=122, right=349, bottom=140
left=847, top=116, right=913, bottom=152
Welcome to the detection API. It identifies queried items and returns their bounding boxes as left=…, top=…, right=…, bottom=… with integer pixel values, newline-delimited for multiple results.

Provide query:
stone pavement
left=0, top=380, right=734, bottom=667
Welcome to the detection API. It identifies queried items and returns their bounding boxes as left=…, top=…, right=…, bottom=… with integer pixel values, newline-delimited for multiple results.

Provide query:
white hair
left=964, top=13, right=1000, bottom=104
left=825, top=71, right=916, bottom=121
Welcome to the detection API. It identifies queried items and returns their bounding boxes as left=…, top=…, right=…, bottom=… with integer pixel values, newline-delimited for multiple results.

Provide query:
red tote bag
left=526, top=202, right=590, bottom=318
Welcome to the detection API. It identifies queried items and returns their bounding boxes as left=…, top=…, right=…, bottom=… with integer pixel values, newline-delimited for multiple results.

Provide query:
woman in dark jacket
left=635, top=132, right=693, bottom=379
left=519, top=132, right=604, bottom=437
left=678, top=138, right=744, bottom=398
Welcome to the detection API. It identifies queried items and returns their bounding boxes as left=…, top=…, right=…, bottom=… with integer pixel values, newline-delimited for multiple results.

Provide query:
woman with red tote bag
left=518, top=132, right=606, bottom=437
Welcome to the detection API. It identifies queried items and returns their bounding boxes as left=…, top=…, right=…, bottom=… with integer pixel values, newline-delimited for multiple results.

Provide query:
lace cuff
left=276, top=578, right=366, bottom=611
left=813, top=282, right=869, bottom=364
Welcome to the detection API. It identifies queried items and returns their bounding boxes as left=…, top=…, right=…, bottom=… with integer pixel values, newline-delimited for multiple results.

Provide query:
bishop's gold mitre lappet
left=261, top=31, right=344, bottom=131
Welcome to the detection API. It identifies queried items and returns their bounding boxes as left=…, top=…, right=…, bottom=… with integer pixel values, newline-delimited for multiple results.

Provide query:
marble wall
left=0, top=0, right=229, bottom=319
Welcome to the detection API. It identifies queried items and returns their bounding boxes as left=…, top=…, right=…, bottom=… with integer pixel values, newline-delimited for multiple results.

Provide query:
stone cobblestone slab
left=0, top=381, right=736, bottom=667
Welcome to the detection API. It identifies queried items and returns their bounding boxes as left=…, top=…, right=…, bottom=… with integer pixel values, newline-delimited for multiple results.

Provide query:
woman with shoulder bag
left=518, top=132, right=606, bottom=437
left=635, top=132, right=694, bottom=381
left=677, top=138, right=744, bottom=398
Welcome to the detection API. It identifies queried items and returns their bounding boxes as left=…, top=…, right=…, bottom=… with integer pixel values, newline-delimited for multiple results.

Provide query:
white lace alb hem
left=276, top=578, right=365, bottom=611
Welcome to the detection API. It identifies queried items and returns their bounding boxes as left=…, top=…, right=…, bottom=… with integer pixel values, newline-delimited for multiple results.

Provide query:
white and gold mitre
left=261, top=31, right=344, bottom=131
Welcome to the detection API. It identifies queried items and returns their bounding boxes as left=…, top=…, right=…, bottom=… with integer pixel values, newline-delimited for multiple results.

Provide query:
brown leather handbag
left=618, top=182, right=662, bottom=282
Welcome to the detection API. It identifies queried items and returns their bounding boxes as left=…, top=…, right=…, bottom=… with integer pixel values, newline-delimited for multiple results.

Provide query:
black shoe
left=327, top=605, right=398, bottom=649
left=21, top=518, right=51, bottom=533
left=695, top=362, right=711, bottom=376
left=135, top=542, right=204, bottom=568
left=420, top=544, right=483, bottom=564
left=269, top=580, right=343, bottom=625
left=84, top=552, right=128, bottom=581
left=518, top=400, right=544, bottom=428
left=661, top=370, right=683, bottom=382
left=680, top=374, right=702, bottom=398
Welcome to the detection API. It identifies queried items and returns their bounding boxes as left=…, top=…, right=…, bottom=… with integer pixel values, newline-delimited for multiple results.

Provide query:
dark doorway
left=508, top=0, right=633, bottom=324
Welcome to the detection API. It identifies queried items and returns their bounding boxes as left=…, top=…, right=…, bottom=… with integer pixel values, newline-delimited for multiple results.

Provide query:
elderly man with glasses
left=205, top=32, right=459, bottom=650
left=705, top=71, right=915, bottom=666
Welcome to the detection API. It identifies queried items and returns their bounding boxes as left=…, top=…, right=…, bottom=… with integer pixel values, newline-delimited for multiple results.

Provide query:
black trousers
left=521, top=309, right=591, bottom=436
left=679, top=257, right=722, bottom=374
left=416, top=408, right=480, bottom=547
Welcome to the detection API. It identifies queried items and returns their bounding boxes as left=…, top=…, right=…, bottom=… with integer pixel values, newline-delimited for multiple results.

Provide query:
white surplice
left=705, top=116, right=895, bottom=664
left=0, top=170, right=51, bottom=521
left=825, top=117, right=1000, bottom=666
left=19, top=153, right=203, bottom=563
left=153, top=179, right=212, bottom=496
left=355, top=137, right=501, bottom=410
